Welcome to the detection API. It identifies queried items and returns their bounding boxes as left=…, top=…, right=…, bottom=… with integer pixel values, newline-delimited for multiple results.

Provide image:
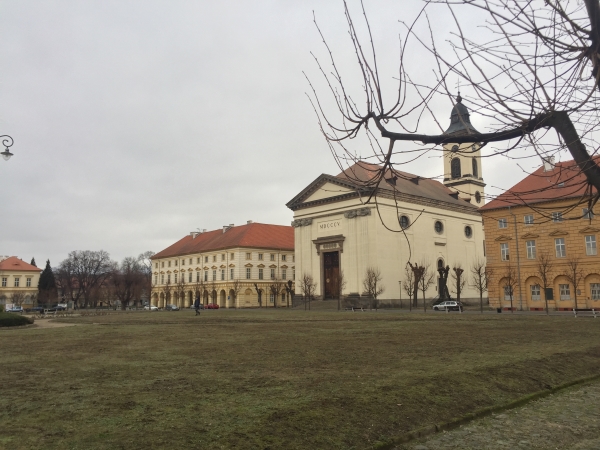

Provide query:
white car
left=433, top=301, right=462, bottom=311
left=144, top=305, right=158, bottom=311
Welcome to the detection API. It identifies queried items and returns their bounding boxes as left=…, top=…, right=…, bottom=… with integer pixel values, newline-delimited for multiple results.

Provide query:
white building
left=287, top=99, right=486, bottom=303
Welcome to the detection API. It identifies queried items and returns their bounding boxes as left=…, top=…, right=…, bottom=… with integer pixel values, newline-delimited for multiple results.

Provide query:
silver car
left=433, top=301, right=461, bottom=311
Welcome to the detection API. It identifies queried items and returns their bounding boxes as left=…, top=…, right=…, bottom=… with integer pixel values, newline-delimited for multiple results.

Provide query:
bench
left=573, top=309, right=597, bottom=318
left=345, top=306, right=366, bottom=312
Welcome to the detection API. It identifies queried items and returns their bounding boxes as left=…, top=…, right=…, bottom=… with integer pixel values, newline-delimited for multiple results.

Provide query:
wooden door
left=324, top=251, right=340, bottom=299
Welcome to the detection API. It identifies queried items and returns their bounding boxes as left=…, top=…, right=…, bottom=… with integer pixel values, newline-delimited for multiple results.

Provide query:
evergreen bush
left=0, top=312, right=34, bottom=327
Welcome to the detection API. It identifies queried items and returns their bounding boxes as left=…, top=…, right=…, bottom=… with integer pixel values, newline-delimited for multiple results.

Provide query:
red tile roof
left=152, top=222, right=294, bottom=259
left=0, top=256, right=42, bottom=272
left=480, top=158, right=599, bottom=211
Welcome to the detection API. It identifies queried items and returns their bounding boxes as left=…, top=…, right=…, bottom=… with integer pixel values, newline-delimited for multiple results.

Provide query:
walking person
left=194, top=295, right=201, bottom=316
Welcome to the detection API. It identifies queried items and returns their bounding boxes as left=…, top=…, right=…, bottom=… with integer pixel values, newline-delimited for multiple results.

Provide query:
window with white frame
left=269, top=293, right=274, bottom=303
left=188, top=272, right=192, bottom=282
left=246, top=252, right=251, bottom=260
left=500, top=243, right=510, bottom=261
left=197, top=258, right=200, bottom=264
left=230, top=253, right=234, bottom=260
left=213, top=255, right=216, bottom=262
left=175, top=260, right=178, bottom=266
left=530, top=284, right=541, bottom=301
left=221, top=269, right=225, bottom=280
left=281, top=293, right=286, bottom=302
left=258, top=268, right=264, bottom=280
left=524, top=215, right=534, bottom=225
left=246, top=268, right=251, bottom=279
left=204, top=271, right=208, bottom=282
left=585, top=235, right=597, bottom=255
left=498, top=218, right=508, bottom=228
left=189, top=258, right=192, bottom=264
left=154, top=276, right=158, bottom=285
left=155, top=263, right=158, bottom=268
left=26, top=278, right=32, bottom=287
left=222, top=254, right=225, bottom=261
left=258, top=253, right=263, bottom=260
left=230, top=268, right=234, bottom=280
left=282, top=269, right=287, bottom=280
left=526, top=240, right=536, bottom=259
left=559, top=284, right=571, bottom=300
left=168, top=261, right=171, bottom=267
left=270, top=254, right=275, bottom=261
left=13, top=278, right=20, bottom=287
left=270, top=268, right=275, bottom=279
left=583, top=208, right=594, bottom=220
left=205, top=256, right=208, bottom=263
left=167, top=274, right=171, bottom=283
left=282, top=255, right=287, bottom=261
left=212, top=270, right=216, bottom=281
left=555, top=238, right=566, bottom=257
left=591, top=283, right=600, bottom=300
left=161, top=275, right=164, bottom=284
left=503, top=285, right=512, bottom=300
left=182, top=259, right=185, bottom=266
left=174, top=274, right=178, bottom=283
left=161, top=262, right=164, bottom=268
left=552, top=212, right=563, bottom=223
left=196, top=272, right=200, bottom=282
left=1, top=277, right=6, bottom=287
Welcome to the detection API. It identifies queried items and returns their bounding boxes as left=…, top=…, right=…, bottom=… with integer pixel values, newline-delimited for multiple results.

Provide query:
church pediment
left=549, top=230, right=569, bottom=236
left=281, top=265, right=288, bottom=269
left=580, top=226, right=600, bottom=234
left=257, top=264, right=265, bottom=268
left=203, top=266, right=209, bottom=270
left=245, top=263, right=253, bottom=267
left=494, top=235, right=512, bottom=241
left=229, top=264, right=235, bottom=267
left=211, top=265, right=217, bottom=269
left=220, top=264, right=226, bottom=269
left=286, top=174, right=363, bottom=210
left=195, top=267, right=202, bottom=271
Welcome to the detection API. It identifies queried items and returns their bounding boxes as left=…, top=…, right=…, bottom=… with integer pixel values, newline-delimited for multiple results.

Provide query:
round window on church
left=400, top=215, right=410, bottom=229
left=475, top=191, right=481, bottom=204
left=451, top=145, right=459, bottom=152
left=464, top=225, right=473, bottom=238
left=434, top=220, right=444, bottom=234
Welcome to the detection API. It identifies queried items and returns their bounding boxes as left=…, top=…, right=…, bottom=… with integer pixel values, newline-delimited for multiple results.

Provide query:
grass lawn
left=1, top=310, right=599, bottom=449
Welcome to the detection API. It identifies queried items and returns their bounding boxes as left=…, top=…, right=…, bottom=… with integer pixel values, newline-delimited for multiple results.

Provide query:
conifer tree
left=30, top=257, right=37, bottom=267
left=38, top=259, right=57, bottom=305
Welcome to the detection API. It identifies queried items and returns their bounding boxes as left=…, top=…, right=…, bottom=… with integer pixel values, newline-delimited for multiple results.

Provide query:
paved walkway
left=397, top=380, right=600, bottom=450
left=31, top=318, right=77, bottom=329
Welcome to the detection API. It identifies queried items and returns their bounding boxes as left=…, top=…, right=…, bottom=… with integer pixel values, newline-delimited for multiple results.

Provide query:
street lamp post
left=1, top=135, right=15, bottom=161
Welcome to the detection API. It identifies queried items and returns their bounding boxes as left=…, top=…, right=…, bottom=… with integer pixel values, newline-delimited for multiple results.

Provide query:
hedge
left=0, top=312, right=34, bottom=327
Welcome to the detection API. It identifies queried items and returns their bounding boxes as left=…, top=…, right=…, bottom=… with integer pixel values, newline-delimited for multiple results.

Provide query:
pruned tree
left=536, top=252, right=554, bottom=315
left=418, top=262, right=435, bottom=312
left=402, top=264, right=415, bottom=307
left=308, top=0, right=600, bottom=230
left=174, top=271, right=187, bottom=307
left=451, top=265, right=466, bottom=305
left=565, top=257, right=585, bottom=310
left=470, top=258, right=490, bottom=314
left=502, top=264, right=519, bottom=313
left=337, top=270, right=347, bottom=311
left=408, top=262, right=424, bottom=308
left=230, top=278, right=242, bottom=308
left=269, top=278, right=285, bottom=308
left=253, top=282, right=263, bottom=308
left=362, top=266, right=385, bottom=310
left=194, top=276, right=206, bottom=306
left=162, top=278, right=173, bottom=308
left=10, top=292, right=26, bottom=308
left=300, top=273, right=318, bottom=310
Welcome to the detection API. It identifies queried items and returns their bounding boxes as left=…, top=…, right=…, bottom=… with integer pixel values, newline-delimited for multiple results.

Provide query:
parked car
left=165, top=304, right=180, bottom=311
left=144, top=305, right=159, bottom=311
left=26, top=306, right=45, bottom=313
left=189, top=304, right=204, bottom=310
left=5, top=306, right=24, bottom=314
left=433, top=301, right=462, bottom=311
left=205, top=303, right=220, bottom=309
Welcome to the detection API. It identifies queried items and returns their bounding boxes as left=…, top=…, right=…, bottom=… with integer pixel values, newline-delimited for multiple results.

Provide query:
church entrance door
left=323, top=251, right=340, bottom=299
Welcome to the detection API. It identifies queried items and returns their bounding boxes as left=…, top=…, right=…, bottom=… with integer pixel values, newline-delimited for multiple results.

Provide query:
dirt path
left=30, top=318, right=77, bottom=329
left=397, top=380, right=600, bottom=450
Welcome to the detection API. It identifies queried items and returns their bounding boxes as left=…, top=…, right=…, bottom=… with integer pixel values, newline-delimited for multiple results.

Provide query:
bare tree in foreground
left=418, top=262, right=435, bottom=312
left=300, top=273, right=318, bottom=310
left=451, top=265, right=466, bottom=305
left=408, top=262, right=424, bottom=309
left=502, top=265, right=519, bottom=313
left=565, top=257, right=585, bottom=310
left=308, top=0, right=600, bottom=229
left=269, top=278, right=285, bottom=308
left=402, top=265, right=415, bottom=309
left=536, top=252, right=554, bottom=315
left=231, top=278, right=242, bottom=309
left=363, top=267, right=385, bottom=310
left=470, top=259, right=490, bottom=314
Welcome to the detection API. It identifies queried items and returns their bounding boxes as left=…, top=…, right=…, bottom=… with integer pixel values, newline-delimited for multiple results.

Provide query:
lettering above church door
left=451, top=158, right=461, bottom=179
left=317, top=218, right=343, bottom=234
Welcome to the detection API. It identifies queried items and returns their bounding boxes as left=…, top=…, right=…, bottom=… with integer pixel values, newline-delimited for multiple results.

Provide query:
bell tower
left=442, top=95, right=485, bottom=206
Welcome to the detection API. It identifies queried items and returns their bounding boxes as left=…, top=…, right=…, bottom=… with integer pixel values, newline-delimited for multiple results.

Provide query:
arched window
left=472, top=157, right=478, bottom=178
left=437, top=259, right=444, bottom=269
left=451, top=158, right=461, bottom=179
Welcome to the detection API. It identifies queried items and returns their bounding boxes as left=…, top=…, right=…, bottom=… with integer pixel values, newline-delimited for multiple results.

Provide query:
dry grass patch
left=1, top=310, right=599, bottom=449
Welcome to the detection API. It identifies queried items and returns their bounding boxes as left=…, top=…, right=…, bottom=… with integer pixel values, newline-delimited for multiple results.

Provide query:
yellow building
left=0, top=256, right=42, bottom=308
left=480, top=158, right=599, bottom=310
left=151, top=222, right=295, bottom=308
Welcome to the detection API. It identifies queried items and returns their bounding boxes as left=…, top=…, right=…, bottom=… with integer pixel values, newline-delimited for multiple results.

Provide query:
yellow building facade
left=0, top=256, right=42, bottom=308
left=481, top=159, right=599, bottom=310
left=151, top=222, right=295, bottom=309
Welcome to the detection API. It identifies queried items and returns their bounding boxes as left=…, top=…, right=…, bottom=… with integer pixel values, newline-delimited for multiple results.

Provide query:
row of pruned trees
left=500, top=253, right=589, bottom=314
left=37, top=250, right=154, bottom=309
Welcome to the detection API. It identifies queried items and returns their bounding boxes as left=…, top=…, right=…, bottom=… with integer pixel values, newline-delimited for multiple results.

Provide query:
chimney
left=223, top=224, right=234, bottom=233
left=247, top=220, right=253, bottom=224
left=190, top=232, right=199, bottom=238
left=203, top=229, right=207, bottom=233
left=542, top=156, right=555, bottom=172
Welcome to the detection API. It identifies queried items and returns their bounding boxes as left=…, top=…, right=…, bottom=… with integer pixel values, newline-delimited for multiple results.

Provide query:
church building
left=287, top=98, right=486, bottom=304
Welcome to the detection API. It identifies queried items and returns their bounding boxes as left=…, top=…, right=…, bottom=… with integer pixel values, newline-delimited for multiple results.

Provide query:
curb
left=374, top=372, right=600, bottom=449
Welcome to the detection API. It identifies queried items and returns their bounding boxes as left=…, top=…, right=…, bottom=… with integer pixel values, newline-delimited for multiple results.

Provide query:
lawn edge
left=373, top=372, right=600, bottom=449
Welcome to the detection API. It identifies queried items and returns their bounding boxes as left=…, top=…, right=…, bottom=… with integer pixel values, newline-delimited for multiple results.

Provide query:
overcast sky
left=1, top=0, right=546, bottom=267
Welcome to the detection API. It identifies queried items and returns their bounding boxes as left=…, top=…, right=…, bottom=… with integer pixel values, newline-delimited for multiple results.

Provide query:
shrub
left=0, top=312, right=34, bottom=327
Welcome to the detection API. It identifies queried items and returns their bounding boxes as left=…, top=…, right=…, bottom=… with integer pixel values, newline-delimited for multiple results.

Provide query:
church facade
left=287, top=98, right=487, bottom=304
